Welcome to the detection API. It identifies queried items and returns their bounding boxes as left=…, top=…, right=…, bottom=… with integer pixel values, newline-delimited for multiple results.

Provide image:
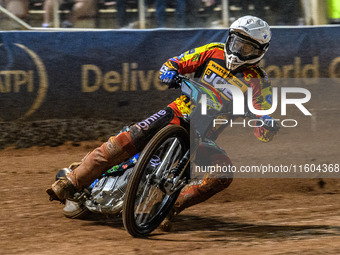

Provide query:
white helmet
left=225, top=15, right=271, bottom=71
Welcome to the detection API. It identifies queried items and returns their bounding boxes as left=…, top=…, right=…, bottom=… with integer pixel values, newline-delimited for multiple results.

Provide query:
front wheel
left=123, top=125, right=189, bottom=237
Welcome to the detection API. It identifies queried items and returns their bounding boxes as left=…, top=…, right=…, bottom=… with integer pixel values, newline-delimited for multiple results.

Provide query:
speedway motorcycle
left=55, top=75, right=263, bottom=237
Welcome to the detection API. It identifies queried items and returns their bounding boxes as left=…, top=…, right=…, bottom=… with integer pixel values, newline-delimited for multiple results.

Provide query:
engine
left=85, top=167, right=134, bottom=214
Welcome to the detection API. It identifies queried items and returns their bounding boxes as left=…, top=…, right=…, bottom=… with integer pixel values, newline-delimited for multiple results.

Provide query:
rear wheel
left=123, top=125, right=189, bottom=237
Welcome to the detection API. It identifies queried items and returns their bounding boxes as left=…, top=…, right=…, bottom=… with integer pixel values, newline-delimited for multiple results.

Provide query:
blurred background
left=0, top=0, right=338, bottom=30
left=0, top=1, right=339, bottom=149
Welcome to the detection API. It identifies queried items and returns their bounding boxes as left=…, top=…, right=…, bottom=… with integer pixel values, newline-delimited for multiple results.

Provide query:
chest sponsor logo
left=201, top=61, right=249, bottom=100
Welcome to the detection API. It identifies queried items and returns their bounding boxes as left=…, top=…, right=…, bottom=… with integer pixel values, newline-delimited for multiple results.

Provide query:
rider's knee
left=105, top=131, right=137, bottom=161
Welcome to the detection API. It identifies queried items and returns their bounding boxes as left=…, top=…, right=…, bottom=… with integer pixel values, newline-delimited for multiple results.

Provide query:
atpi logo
left=0, top=43, right=48, bottom=120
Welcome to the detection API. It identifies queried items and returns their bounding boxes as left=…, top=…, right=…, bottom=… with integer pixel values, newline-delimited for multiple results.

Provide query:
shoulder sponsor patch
left=191, top=53, right=201, bottom=62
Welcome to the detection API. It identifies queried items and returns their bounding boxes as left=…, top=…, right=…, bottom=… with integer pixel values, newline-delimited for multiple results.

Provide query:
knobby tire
left=123, top=125, right=189, bottom=237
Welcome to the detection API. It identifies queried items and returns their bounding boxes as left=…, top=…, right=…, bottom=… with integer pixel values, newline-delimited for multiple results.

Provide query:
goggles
left=228, top=34, right=264, bottom=60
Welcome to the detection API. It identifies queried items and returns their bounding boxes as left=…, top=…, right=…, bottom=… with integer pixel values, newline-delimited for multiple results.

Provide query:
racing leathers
left=48, top=42, right=277, bottom=215
left=158, top=42, right=276, bottom=212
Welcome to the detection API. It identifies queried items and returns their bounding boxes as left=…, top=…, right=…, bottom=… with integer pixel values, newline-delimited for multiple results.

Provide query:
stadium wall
left=0, top=26, right=339, bottom=122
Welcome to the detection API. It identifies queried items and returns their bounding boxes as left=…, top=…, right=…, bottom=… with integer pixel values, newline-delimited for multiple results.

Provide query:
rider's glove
left=258, top=115, right=280, bottom=132
left=160, top=70, right=179, bottom=89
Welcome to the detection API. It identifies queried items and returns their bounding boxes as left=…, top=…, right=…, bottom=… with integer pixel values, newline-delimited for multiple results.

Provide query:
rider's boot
left=46, top=176, right=76, bottom=203
left=159, top=175, right=233, bottom=232
left=158, top=208, right=176, bottom=232
left=46, top=133, right=137, bottom=203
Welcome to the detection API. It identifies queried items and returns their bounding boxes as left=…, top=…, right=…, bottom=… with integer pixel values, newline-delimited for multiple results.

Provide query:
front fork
left=162, top=150, right=190, bottom=195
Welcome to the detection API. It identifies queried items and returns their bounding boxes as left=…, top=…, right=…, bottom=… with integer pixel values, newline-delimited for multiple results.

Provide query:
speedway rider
left=47, top=16, right=278, bottom=227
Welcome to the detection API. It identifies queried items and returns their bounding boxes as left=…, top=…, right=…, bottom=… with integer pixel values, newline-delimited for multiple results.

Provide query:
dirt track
left=1, top=141, right=340, bottom=255
left=1, top=82, right=340, bottom=254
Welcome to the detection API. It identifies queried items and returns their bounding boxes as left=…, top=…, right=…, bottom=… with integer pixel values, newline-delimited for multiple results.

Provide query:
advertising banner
left=0, top=27, right=339, bottom=121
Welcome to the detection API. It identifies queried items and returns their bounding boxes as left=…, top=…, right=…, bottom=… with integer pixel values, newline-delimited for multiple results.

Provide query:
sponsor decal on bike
left=130, top=153, right=140, bottom=163
left=199, top=87, right=223, bottom=112
left=150, top=155, right=161, bottom=168
left=174, top=95, right=192, bottom=115
left=136, top=110, right=167, bottom=130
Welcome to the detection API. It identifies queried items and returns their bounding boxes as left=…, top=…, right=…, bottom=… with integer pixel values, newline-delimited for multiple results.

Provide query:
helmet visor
left=228, top=34, right=264, bottom=60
